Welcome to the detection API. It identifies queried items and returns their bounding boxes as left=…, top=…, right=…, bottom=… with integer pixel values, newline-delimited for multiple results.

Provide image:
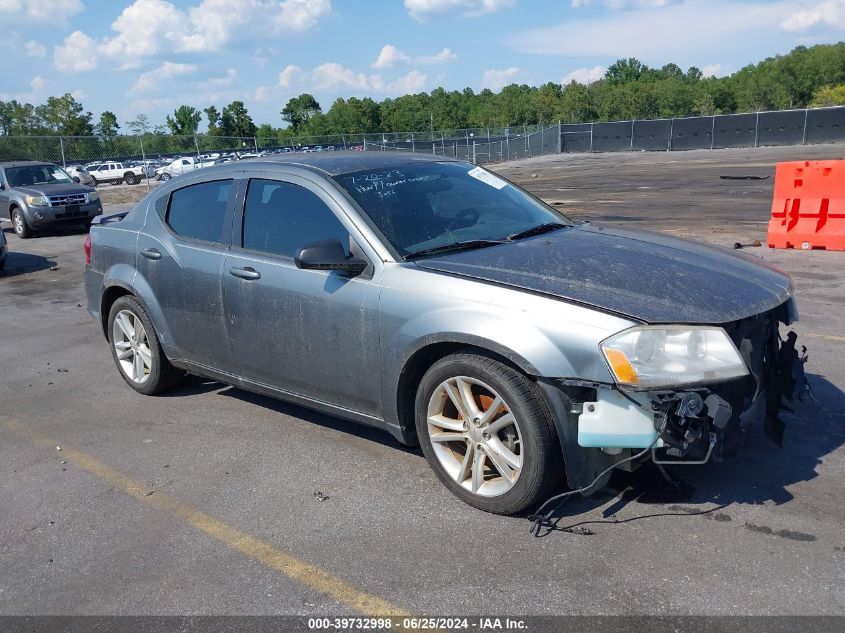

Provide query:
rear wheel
left=415, top=352, right=562, bottom=515
left=11, top=208, right=33, bottom=239
left=108, top=295, right=183, bottom=395
left=124, top=172, right=138, bottom=185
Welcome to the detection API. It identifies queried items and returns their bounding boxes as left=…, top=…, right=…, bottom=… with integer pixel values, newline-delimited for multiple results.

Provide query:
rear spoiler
left=91, top=211, right=128, bottom=226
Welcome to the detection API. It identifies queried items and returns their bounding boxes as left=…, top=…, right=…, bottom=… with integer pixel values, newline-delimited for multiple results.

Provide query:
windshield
left=333, top=161, right=571, bottom=258
left=6, top=164, right=74, bottom=188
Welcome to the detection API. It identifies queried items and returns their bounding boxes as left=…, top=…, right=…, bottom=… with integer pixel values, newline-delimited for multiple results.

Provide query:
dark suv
left=0, top=161, right=102, bottom=238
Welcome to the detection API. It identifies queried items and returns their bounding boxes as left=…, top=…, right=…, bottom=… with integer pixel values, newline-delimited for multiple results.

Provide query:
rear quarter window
left=166, top=179, right=233, bottom=244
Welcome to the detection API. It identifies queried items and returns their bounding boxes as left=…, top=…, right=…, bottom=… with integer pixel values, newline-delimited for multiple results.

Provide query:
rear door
left=136, top=175, right=240, bottom=370
left=222, top=172, right=382, bottom=415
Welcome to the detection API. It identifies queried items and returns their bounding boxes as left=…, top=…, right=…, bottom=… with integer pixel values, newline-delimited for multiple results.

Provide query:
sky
left=1, top=0, right=844, bottom=128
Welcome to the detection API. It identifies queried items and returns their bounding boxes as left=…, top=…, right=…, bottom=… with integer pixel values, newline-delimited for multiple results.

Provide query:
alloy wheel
left=112, top=309, right=152, bottom=384
left=426, top=376, right=523, bottom=497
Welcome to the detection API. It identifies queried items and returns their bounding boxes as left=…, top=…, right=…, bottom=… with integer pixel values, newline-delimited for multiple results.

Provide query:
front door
left=223, top=175, right=382, bottom=416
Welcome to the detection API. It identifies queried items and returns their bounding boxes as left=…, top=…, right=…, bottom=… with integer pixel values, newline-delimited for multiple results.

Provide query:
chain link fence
left=0, top=134, right=259, bottom=167
left=0, top=124, right=561, bottom=168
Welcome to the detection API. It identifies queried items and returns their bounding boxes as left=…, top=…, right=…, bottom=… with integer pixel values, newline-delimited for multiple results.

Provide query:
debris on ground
left=733, top=240, right=762, bottom=249
left=719, top=174, right=770, bottom=180
left=313, top=490, right=329, bottom=502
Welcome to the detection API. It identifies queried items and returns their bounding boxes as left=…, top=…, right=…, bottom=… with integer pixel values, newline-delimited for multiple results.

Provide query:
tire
left=415, top=352, right=562, bottom=515
left=11, top=207, right=33, bottom=239
left=0, top=258, right=5, bottom=272
left=108, top=295, right=184, bottom=395
left=160, top=173, right=171, bottom=181
left=124, top=172, right=138, bottom=185
left=91, top=177, right=98, bottom=186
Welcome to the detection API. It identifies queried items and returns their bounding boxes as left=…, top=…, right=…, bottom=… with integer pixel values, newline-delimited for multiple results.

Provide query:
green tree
left=204, top=106, right=220, bottom=135
left=811, top=84, right=845, bottom=107
left=125, top=114, right=151, bottom=136
left=166, top=105, right=202, bottom=135
left=605, top=58, right=647, bottom=84
left=96, top=111, right=120, bottom=139
left=37, top=93, right=93, bottom=135
left=281, top=93, right=321, bottom=132
left=220, top=101, right=256, bottom=137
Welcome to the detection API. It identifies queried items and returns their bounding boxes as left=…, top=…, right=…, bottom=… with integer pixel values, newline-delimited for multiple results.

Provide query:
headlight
left=601, top=326, right=748, bottom=389
left=88, top=191, right=100, bottom=202
left=25, top=195, right=48, bottom=206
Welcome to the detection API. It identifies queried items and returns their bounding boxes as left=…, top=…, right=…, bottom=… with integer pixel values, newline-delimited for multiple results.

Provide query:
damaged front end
left=540, top=300, right=809, bottom=493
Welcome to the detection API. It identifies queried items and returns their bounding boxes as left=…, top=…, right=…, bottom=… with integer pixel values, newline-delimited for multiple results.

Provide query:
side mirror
left=295, top=239, right=367, bottom=275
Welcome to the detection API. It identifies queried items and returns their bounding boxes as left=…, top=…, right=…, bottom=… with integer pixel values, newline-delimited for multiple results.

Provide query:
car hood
left=413, top=224, right=792, bottom=324
left=12, top=183, right=94, bottom=196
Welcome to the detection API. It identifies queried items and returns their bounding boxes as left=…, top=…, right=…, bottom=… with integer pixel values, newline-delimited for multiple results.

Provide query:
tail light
left=83, top=234, right=91, bottom=265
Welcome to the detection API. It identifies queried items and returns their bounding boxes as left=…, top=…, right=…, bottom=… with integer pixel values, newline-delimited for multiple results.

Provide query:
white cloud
left=405, top=0, right=515, bottom=21
left=0, top=0, right=83, bottom=22
left=378, top=70, right=428, bottom=94
left=372, top=45, right=457, bottom=69
left=701, top=63, right=725, bottom=77
left=416, top=47, right=458, bottom=64
left=54, top=31, right=98, bottom=72
left=570, top=0, right=672, bottom=7
left=55, top=0, right=332, bottom=72
left=25, top=40, right=46, bottom=58
left=561, top=65, right=606, bottom=85
left=481, top=67, right=520, bottom=90
left=372, top=45, right=411, bottom=69
left=130, top=61, right=198, bottom=95
left=278, top=64, right=302, bottom=87
left=312, top=62, right=371, bottom=91
left=510, top=1, right=838, bottom=68
left=782, top=0, right=845, bottom=31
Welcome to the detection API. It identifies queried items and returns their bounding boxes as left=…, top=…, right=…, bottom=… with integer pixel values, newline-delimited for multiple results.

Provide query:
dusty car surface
left=83, top=153, right=802, bottom=514
left=0, top=161, right=102, bottom=238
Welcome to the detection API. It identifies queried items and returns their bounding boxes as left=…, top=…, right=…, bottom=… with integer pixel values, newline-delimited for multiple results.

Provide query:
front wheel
left=11, top=208, right=33, bottom=239
left=90, top=176, right=98, bottom=186
left=159, top=173, right=171, bottom=181
left=108, top=296, right=183, bottom=395
left=415, top=352, right=562, bottom=515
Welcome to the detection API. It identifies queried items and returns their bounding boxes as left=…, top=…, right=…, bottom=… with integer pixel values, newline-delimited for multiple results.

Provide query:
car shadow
left=532, top=372, right=844, bottom=536
left=0, top=248, right=56, bottom=277
left=162, top=375, right=420, bottom=454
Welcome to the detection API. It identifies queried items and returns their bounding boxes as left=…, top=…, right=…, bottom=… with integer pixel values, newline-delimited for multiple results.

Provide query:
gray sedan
left=84, top=153, right=802, bottom=515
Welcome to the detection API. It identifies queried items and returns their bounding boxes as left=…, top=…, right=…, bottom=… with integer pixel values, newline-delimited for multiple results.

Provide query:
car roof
left=195, top=151, right=462, bottom=179
left=0, top=160, right=57, bottom=168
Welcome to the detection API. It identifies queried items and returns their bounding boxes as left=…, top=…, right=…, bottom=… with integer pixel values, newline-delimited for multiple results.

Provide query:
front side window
left=166, top=179, right=233, bottom=244
left=242, top=179, right=350, bottom=258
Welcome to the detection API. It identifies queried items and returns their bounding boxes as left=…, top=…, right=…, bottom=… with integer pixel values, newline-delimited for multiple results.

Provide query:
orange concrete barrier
left=767, top=160, right=845, bottom=251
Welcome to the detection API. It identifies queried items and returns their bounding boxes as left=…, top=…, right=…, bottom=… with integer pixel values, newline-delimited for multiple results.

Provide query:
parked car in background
left=155, top=156, right=215, bottom=181
left=0, top=161, right=101, bottom=238
left=84, top=153, right=802, bottom=515
left=65, top=165, right=96, bottom=186
left=88, top=162, right=145, bottom=185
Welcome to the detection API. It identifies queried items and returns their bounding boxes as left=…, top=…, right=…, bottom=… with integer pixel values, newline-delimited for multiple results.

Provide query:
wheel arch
left=391, top=336, right=541, bottom=446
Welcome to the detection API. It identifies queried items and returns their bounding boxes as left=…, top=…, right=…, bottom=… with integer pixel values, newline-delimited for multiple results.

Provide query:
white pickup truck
left=87, top=162, right=145, bottom=186
left=155, top=156, right=216, bottom=181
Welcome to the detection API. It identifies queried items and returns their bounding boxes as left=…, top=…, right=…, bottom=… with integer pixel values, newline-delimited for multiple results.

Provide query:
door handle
left=140, top=248, right=162, bottom=260
left=230, top=266, right=261, bottom=280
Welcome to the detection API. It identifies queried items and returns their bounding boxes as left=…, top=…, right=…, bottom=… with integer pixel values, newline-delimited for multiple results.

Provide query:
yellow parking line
left=802, top=332, right=845, bottom=343
left=1, top=416, right=408, bottom=617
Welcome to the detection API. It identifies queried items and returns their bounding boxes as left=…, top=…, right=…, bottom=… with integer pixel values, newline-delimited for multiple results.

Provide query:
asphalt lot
left=1, top=145, right=843, bottom=617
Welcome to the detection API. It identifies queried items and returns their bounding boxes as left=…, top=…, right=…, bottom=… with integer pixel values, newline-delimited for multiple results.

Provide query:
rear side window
left=242, top=179, right=349, bottom=258
left=166, top=179, right=232, bottom=244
